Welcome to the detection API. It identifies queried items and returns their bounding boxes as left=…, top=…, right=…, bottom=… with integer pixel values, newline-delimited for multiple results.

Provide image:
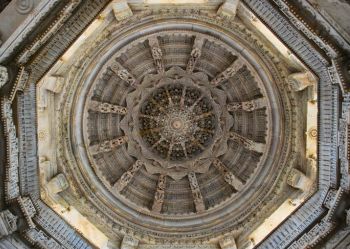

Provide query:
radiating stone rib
left=187, top=37, right=204, bottom=73
left=110, top=61, right=136, bottom=86
left=89, top=100, right=127, bottom=115
left=210, top=57, right=245, bottom=86
left=148, top=37, right=164, bottom=74
left=90, top=136, right=128, bottom=154
left=152, top=174, right=167, bottom=213
left=113, top=160, right=144, bottom=192
left=229, top=131, right=265, bottom=153
left=188, top=172, right=205, bottom=212
left=227, top=97, right=267, bottom=112
left=212, top=158, right=243, bottom=191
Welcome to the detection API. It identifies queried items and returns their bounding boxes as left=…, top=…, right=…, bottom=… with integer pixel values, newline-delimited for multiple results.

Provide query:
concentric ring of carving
left=58, top=13, right=295, bottom=241
left=139, top=83, right=216, bottom=161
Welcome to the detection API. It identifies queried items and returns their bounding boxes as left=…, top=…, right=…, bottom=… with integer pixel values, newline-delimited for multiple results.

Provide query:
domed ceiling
left=50, top=8, right=305, bottom=245
left=2, top=0, right=349, bottom=249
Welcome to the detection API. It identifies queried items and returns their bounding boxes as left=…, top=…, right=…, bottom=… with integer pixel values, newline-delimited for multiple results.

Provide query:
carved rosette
left=120, top=67, right=232, bottom=180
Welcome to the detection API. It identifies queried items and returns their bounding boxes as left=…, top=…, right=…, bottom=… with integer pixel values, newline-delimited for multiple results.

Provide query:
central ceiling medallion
left=121, top=67, right=233, bottom=180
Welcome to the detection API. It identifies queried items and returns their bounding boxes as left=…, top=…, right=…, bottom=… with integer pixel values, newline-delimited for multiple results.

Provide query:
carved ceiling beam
left=151, top=174, right=167, bottom=213
left=210, top=57, right=245, bottom=86
left=227, top=97, right=267, bottom=112
left=90, top=136, right=128, bottom=154
left=148, top=37, right=165, bottom=74
left=212, top=159, right=243, bottom=191
left=110, top=61, right=137, bottom=87
left=229, top=131, right=265, bottom=153
left=89, top=100, right=127, bottom=115
left=113, top=160, right=144, bottom=192
left=188, top=172, right=205, bottom=213
left=186, top=36, right=204, bottom=73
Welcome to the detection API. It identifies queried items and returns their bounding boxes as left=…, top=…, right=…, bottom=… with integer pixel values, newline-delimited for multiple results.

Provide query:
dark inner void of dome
left=138, top=83, right=217, bottom=161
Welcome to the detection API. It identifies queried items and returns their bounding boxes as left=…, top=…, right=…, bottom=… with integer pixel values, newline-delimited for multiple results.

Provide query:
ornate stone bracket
left=112, top=0, right=133, bottom=21
left=227, top=97, right=266, bottom=112
left=89, top=100, right=127, bottom=115
left=188, top=172, right=205, bottom=213
left=219, top=236, right=237, bottom=249
left=287, top=168, right=311, bottom=191
left=212, top=159, right=243, bottom=191
left=228, top=131, right=265, bottom=153
left=113, top=160, right=144, bottom=192
left=148, top=37, right=164, bottom=74
left=90, top=136, right=128, bottom=154
left=211, top=57, right=245, bottom=86
left=110, top=61, right=137, bottom=86
left=120, top=235, right=139, bottom=249
left=287, top=71, right=317, bottom=92
left=186, top=37, right=204, bottom=73
left=218, top=0, right=240, bottom=19
left=152, top=174, right=167, bottom=213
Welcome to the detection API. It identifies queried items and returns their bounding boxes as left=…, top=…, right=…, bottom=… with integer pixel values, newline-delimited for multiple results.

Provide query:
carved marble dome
left=2, top=1, right=350, bottom=249
left=57, top=12, right=295, bottom=242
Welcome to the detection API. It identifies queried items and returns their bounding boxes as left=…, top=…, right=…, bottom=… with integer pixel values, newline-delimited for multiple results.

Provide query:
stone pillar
left=218, top=0, right=240, bottom=19
left=46, top=174, right=69, bottom=194
left=0, top=210, right=17, bottom=239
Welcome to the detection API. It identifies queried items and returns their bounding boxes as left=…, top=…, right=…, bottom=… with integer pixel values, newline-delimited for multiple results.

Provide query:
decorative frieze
left=271, top=0, right=338, bottom=58
left=18, top=196, right=37, bottom=228
left=0, top=65, right=8, bottom=88
left=188, top=172, right=205, bottom=213
left=17, top=83, right=40, bottom=199
left=1, top=98, right=20, bottom=201
left=114, top=160, right=144, bottom=192
left=10, top=67, right=29, bottom=101
left=0, top=210, right=18, bottom=238
left=24, top=228, right=63, bottom=249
